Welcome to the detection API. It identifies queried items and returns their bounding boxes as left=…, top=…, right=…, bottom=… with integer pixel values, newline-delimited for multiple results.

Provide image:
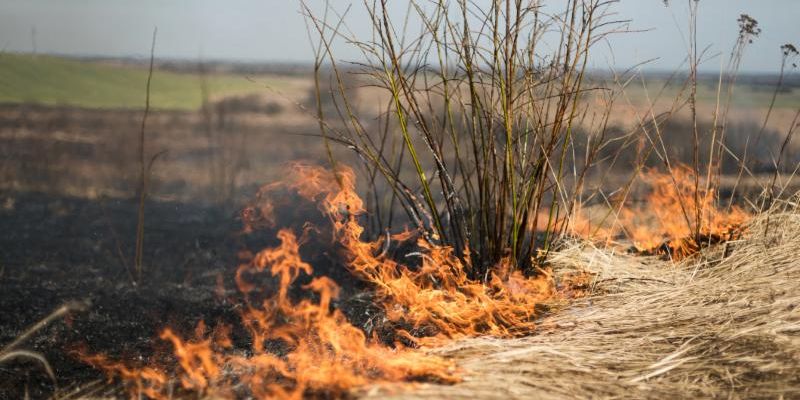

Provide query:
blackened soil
left=0, top=192, right=268, bottom=399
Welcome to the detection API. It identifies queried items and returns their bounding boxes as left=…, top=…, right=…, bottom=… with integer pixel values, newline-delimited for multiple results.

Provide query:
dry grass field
left=1, top=2, right=799, bottom=395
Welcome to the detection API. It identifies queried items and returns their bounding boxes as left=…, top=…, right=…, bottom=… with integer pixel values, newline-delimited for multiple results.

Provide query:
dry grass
left=1, top=301, right=90, bottom=396
left=360, top=199, right=800, bottom=399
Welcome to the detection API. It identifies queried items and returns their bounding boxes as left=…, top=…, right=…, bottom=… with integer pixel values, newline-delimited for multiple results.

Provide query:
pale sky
left=0, top=0, right=798, bottom=73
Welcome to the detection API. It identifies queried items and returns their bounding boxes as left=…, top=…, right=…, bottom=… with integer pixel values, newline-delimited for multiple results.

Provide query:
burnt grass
left=0, top=191, right=382, bottom=399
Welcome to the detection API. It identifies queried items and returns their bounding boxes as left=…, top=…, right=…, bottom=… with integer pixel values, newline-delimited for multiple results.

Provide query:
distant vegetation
left=0, top=53, right=277, bottom=110
left=1, top=53, right=795, bottom=112
left=618, top=75, right=800, bottom=109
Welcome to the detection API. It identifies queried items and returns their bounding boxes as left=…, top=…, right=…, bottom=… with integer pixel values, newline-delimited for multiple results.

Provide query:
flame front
left=78, top=163, right=558, bottom=399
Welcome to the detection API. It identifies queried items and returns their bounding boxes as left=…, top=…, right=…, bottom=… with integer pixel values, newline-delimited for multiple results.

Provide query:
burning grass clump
left=569, top=165, right=751, bottom=260
left=624, top=166, right=749, bottom=259
left=302, top=0, right=626, bottom=275
left=77, top=163, right=563, bottom=399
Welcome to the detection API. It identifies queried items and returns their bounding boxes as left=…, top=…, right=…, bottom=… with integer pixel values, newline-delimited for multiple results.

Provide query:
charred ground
left=0, top=193, right=241, bottom=398
left=0, top=185, right=394, bottom=399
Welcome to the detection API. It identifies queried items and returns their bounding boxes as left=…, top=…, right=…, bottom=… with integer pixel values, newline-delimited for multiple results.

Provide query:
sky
left=0, top=0, right=798, bottom=73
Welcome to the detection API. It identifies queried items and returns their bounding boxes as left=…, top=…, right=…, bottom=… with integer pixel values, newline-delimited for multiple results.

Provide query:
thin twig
left=134, top=27, right=158, bottom=283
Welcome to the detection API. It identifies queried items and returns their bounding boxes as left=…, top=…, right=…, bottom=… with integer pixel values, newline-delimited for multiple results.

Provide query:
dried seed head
left=737, top=14, right=761, bottom=44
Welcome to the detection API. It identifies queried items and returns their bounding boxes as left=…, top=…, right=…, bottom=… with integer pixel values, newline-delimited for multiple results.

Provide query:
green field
left=0, top=53, right=276, bottom=110
left=2, top=53, right=796, bottom=112
left=609, top=77, right=800, bottom=110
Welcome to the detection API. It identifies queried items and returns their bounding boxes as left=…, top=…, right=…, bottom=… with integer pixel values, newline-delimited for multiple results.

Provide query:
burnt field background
left=1, top=53, right=799, bottom=398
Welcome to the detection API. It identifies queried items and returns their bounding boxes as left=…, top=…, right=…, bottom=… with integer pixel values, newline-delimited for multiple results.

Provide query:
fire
left=79, top=352, right=169, bottom=399
left=569, top=165, right=749, bottom=259
left=78, top=163, right=559, bottom=399
left=246, top=164, right=556, bottom=344
left=79, top=225, right=456, bottom=399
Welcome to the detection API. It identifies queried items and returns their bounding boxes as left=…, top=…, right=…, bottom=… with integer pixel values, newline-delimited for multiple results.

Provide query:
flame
left=569, top=165, right=749, bottom=259
left=79, top=226, right=455, bottom=399
left=272, top=164, right=556, bottom=345
left=78, top=163, right=561, bottom=399
left=79, top=352, right=169, bottom=399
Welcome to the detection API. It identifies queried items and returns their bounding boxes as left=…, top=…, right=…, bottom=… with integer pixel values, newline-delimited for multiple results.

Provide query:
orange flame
left=79, top=163, right=561, bottom=399
left=569, top=165, right=749, bottom=259
left=79, top=352, right=169, bottom=399
left=79, top=226, right=455, bottom=399
left=271, top=164, right=556, bottom=345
